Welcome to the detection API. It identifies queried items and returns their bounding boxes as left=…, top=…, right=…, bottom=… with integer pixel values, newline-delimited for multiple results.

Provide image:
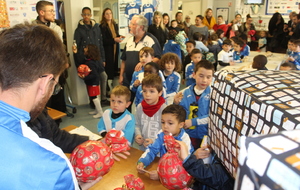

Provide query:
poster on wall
left=266, top=0, right=298, bottom=15
left=5, top=0, right=57, bottom=27
left=0, top=0, right=9, bottom=28
left=216, top=8, right=229, bottom=24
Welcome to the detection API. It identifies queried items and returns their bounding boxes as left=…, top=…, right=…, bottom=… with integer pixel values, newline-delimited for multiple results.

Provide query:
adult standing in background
left=203, top=8, right=216, bottom=31
left=188, top=15, right=209, bottom=40
left=148, top=11, right=168, bottom=51
left=183, top=15, right=192, bottom=35
left=163, top=13, right=170, bottom=29
left=232, top=14, right=242, bottom=33
left=175, top=12, right=185, bottom=30
left=74, top=7, right=109, bottom=107
left=268, top=12, right=285, bottom=52
left=239, top=14, right=256, bottom=45
left=100, top=8, right=124, bottom=96
left=119, top=15, right=161, bottom=87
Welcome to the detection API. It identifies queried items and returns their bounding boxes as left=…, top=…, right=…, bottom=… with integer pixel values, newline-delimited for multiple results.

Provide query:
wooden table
left=63, top=125, right=167, bottom=190
left=47, top=107, right=67, bottom=120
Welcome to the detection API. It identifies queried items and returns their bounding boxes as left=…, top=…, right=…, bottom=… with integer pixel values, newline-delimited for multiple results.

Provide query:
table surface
left=222, top=51, right=285, bottom=71
left=47, top=107, right=67, bottom=120
left=63, top=125, right=167, bottom=190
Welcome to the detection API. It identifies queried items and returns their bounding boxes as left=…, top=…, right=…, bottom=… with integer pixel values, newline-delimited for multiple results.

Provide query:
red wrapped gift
left=70, top=140, right=114, bottom=182
left=157, top=135, right=193, bottom=189
left=114, top=174, right=145, bottom=190
left=105, top=129, right=130, bottom=153
left=77, top=64, right=91, bottom=77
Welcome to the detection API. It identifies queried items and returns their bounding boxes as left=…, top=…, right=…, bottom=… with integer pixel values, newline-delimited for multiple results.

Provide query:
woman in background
left=202, top=8, right=216, bottom=31
left=188, top=15, right=209, bottom=41
left=268, top=12, right=285, bottom=52
left=163, top=13, right=170, bottom=29
left=148, top=11, right=168, bottom=51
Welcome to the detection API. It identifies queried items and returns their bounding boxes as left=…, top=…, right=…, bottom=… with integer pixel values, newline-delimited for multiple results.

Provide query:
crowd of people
left=1, top=1, right=300, bottom=189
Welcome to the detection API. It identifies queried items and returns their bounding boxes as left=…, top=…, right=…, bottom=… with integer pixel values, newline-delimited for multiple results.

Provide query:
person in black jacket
left=148, top=11, right=167, bottom=51
left=177, top=141, right=235, bottom=190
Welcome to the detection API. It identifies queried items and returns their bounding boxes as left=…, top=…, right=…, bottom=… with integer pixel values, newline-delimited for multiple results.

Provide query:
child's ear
left=179, top=121, right=185, bottom=129
left=158, top=90, right=163, bottom=97
left=125, top=101, right=131, bottom=108
left=192, top=72, right=196, bottom=79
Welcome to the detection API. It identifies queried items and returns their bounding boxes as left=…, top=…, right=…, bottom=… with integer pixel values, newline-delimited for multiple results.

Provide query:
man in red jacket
left=213, top=15, right=228, bottom=36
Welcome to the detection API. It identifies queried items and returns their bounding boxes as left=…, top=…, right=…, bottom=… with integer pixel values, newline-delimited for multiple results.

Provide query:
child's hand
left=173, top=92, right=183, bottom=104
left=134, top=62, right=143, bottom=71
left=287, top=56, right=295, bottom=62
left=112, top=151, right=130, bottom=162
left=194, top=146, right=211, bottom=159
left=181, top=79, right=185, bottom=85
left=175, top=140, right=189, bottom=161
left=143, top=138, right=153, bottom=147
left=135, top=135, right=144, bottom=145
left=136, top=162, right=145, bottom=173
left=184, top=119, right=192, bottom=129
left=72, top=45, right=77, bottom=54
left=78, top=73, right=85, bottom=78
left=149, top=170, right=159, bottom=180
left=133, top=79, right=140, bottom=87
left=229, top=61, right=235, bottom=66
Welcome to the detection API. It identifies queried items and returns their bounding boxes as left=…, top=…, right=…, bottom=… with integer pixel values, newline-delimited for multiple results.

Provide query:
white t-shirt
left=217, top=49, right=233, bottom=71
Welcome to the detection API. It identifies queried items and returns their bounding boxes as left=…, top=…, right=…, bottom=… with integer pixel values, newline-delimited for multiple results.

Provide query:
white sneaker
left=93, top=112, right=103, bottom=119
left=88, top=110, right=97, bottom=115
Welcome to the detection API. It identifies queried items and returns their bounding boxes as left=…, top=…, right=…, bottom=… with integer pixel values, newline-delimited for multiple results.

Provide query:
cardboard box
left=209, top=70, right=300, bottom=177
left=235, top=130, right=300, bottom=190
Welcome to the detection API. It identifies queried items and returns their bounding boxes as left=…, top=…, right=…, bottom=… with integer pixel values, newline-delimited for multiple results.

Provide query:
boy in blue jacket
left=174, top=60, right=214, bottom=149
left=137, top=104, right=194, bottom=180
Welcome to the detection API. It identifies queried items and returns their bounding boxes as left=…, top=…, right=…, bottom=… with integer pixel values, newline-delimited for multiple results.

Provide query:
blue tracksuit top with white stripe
left=179, top=84, right=211, bottom=139
left=185, top=61, right=195, bottom=86
left=163, top=71, right=181, bottom=97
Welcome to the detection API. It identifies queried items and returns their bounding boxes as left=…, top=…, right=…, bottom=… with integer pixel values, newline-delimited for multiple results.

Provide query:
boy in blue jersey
left=97, top=85, right=135, bottom=145
left=185, top=48, right=202, bottom=86
left=137, top=105, right=194, bottom=180
left=286, top=39, right=300, bottom=70
left=174, top=60, right=214, bottom=149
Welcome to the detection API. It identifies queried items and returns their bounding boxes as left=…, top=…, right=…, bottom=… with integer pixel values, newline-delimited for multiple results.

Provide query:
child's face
left=260, top=32, right=266, bottom=37
left=193, top=67, right=213, bottom=90
left=217, top=17, right=223, bottom=24
left=191, top=53, right=202, bottom=64
left=139, top=52, right=153, bottom=65
left=230, top=39, right=235, bottom=46
left=233, top=44, right=241, bottom=52
left=142, top=86, right=162, bottom=105
left=161, top=113, right=184, bottom=136
left=186, top=43, right=195, bottom=54
left=293, top=44, right=300, bottom=52
left=222, top=44, right=232, bottom=52
left=288, top=42, right=294, bottom=50
left=144, top=65, right=158, bottom=77
left=280, top=66, right=292, bottom=71
left=165, top=61, right=176, bottom=73
left=220, top=32, right=224, bottom=38
left=110, top=94, right=130, bottom=114
left=171, top=21, right=178, bottom=28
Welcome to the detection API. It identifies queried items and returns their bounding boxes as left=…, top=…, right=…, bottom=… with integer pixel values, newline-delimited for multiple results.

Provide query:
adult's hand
left=119, top=75, right=123, bottom=85
left=134, top=62, right=143, bottom=71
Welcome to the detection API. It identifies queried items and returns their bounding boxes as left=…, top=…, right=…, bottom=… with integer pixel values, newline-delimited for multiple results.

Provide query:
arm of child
left=143, top=138, right=153, bottom=147
left=135, top=135, right=144, bottom=145
left=97, top=116, right=106, bottom=136
left=194, top=145, right=211, bottom=159
left=173, top=91, right=183, bottom=105
left=134, top=105, right=144, bottom=145
left=134, top=62, right=143, bottom=71
left=123, top=114, right=135, bottom=146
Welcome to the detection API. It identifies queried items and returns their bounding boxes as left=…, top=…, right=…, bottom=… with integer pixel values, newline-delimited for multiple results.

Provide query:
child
left=73, top=44, right=104, bottom=118
left=213, top=15, right=228, bottom=37
left=233, top=39, right=246, bottom=63
left=97, top=85, right=135, bottom=145
left=134, top=62, right=166, bottom=106
left=280, top=62, right=297, bottom=70
left=183, top=40, right=196, bottom=71
left=238, top=33, right=251, bottom=57
left=207, top=33, right=222, bottom=70
left=217, top=39, right=234, bottom=71
left=185, top=48, right=202, bottom=86
left=286, top=39, right=295, bottom=56
left=163, top=29, right=181, bottom=58
left=169, top=20, right=180, bottom=33
left=193, top=32, right=209, bottom=53
left=174, top=60, right=214, bottom=149
left=216, top=29, right=225, bottom=48
left=135, top=74, right=167, bottom=151
left=136, top=105, right=194, bottom=180
left=252, top=54, right=268, bottom=70
left=286, top=39, right=300, bottom=70
left=257, top=31, right=267, bottom=52
left=160, top=53, right=181, bottom=105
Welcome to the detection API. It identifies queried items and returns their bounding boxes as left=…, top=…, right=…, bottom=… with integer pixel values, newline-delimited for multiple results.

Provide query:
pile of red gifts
left=105, top=129, right=130, bottom=153
left=157, top=135, right=193, bottom=189
left=114, top=174, right=145, bottom=190
left=70, top=140, right=114, bottom=182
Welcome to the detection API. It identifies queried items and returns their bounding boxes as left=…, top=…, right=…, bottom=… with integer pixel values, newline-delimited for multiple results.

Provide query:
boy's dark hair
left=86, top=44, right=101, bottom=61
left=280, top=62, right=296, bottom=70
left=170, top=20, right=177, bottom=24
left=223, top=39, right=232, bottom=46
left=293, top=39, right=300, bottom=47
left=194, top=60, right=215, bottom=73
left=230, top=36, right=239, bottom=43
left=216, top=29, right=224, bottom=38
left=218, top=15, right=223, bottom=19
left=210, top=33, right=218, bottom=41
left=159, top=53, right=181, bottom=72
left=82, top=7, right=91, bottom=13
left=252, top=55, right=267, bottom=69
left=36, top=1, right=53, bottom=14
left=239, top=33, right=247, bottom=42
left=142, top=74, right=163, bottom=92
left=111, top=85, right=131, bottom=102
left=193, top=32, right=203, bottom=41
left=190, top=48, right=202, bottom=56
left=144, top=61, right=160, bottom=73
left=140, top=47, right=154, bottom=57
left=162, top=105, right=186, bottom=123
left=186, top=40, right=196, bottom=47
left=168, top=29, right=178, bottom=40
left=288, top=39, right=295, bottom=43
left=235, top=39, right=245, bottom=47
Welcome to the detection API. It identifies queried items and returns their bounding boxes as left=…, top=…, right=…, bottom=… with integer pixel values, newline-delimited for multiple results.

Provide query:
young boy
left=136, top=104, right=194, bottom=180
left=174, top=60, right=214, bottom=149
left=257, top=31, right=267, bottom=52
left=252, top=54, right=268, bottom=70
left=185, top=48, right=202, bottom=86
left=97, top=85, right=135, bottom=145
left=232, top=39, right=246, bottom=63
left=238, top=33, right=250, bottom=57
left=135, top=74, right=167, bottom=151
left=280, top=62, right=297, bottom=70
left=183, top=40, right=196, bottom=71
left=213, top=15, right=228, bottom=36
left=193, top=32, right=209, bottom=53
left=286, top=39, right=300, bottom=70
left=217, top=39, right=234, bottom=70
left=286, top=39, right=295, bottom=56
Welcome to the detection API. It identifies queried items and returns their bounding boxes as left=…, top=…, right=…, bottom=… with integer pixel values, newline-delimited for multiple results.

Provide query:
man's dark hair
left=36, top=1, right=53, bottom=14
left=0, top=23, right=67, bottom=90
left=162, top=105, right=186, bottom=123
left=82, top=7, right=91, bottom=13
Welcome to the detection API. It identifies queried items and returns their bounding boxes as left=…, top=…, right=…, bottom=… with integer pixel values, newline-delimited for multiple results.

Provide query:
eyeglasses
left=39, top=75, right=62, bottom=95
left=43, top=10, right=55, bottom=13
